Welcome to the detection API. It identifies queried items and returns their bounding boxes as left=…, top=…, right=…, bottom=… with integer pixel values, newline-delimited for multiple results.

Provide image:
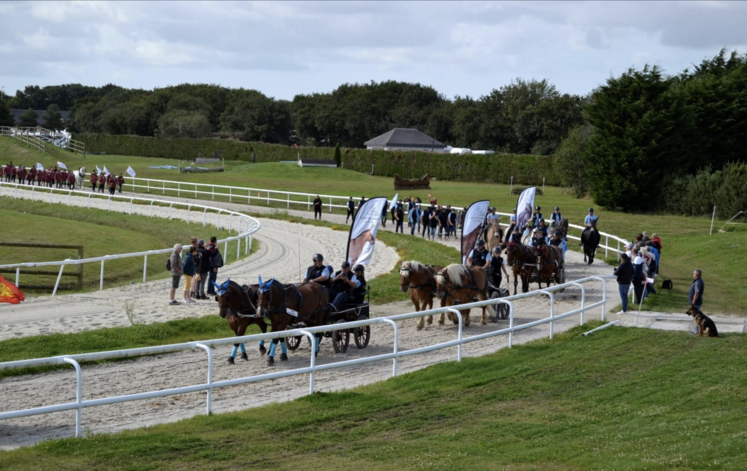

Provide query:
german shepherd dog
left=687, top=304, right=719, bottom=337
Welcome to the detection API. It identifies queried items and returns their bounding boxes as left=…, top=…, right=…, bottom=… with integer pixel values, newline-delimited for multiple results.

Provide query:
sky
left=1, top=1, right=745, bottom=101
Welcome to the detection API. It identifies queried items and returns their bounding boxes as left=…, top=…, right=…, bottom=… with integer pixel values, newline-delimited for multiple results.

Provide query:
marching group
left=168, top=236, right=225, bottom=305
left=3, top=161, right=76, bottom=189
left=88, top=170, right=126, bottom=195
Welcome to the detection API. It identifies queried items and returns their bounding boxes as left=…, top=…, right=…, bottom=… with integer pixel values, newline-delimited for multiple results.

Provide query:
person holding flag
left=0, top=275, right=25, bottom=304
left=89, top=169, right=98, bottom=192
left=117, top=172, right=125, bottom=193
left=98, top=172, right=106, bottom=193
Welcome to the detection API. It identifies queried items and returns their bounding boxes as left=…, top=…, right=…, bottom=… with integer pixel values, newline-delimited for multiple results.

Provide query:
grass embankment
left=1, top=325, right=745, bottom=470
left=0, top=198, right=256, bottom=292
left=3, top=135, right=746, bottom=314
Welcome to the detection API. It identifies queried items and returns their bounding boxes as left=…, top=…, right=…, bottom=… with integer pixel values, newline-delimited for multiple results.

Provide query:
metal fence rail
left=0, top=182, right=261, bottom=295
left=0, top=275, right=612, bottom=437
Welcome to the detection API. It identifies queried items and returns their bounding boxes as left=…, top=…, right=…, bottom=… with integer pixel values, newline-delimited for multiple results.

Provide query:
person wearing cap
left=551, top=207, right=562, bottom=225
left=530, top=224, right=549, bottom=247
left=350, top=264, right=368, bottom=303
left=487, top=246, right=509, bottom=288
left=195, top=239, right=213, bottom=299
left=447, top=205, right=457, bottom=238
left=581, top=207, right=599, bottom=246
left=467, top=240, right=492, bottom=267
left=303, top=253, right=331, bottom=285
left=182, top=246, right=197, bottom=304
left=532, top=206, right=544, bottom=228
left=395, top=202, right=404, bottom=233
left=206, top=236, right=223, bottom=296
left=410, top=203, right=422, bottom=236
left=346, top=197, right=355, bottom=224
left=549, top=230, right=567, bottom=261
left=328, top=262, right=362, bottom=308
left=614, top=253, right=634, bottom=314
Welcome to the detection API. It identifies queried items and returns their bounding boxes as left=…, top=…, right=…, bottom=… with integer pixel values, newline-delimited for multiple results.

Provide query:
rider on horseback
left=328, top=262, right=363, bottom=308
left=467, top=240, right=492, bottom=267
left=581, top=208, right=598, bottom=246
left=303, top=253, right=331, bottom=286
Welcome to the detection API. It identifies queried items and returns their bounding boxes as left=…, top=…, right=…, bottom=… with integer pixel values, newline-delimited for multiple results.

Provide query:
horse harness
left=404, top=265, right=438, bottom=294
left=439, top=267, right=483, bottom=299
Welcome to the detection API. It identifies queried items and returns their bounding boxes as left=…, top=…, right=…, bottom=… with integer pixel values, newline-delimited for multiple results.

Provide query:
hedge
left=75, top=134, right=562, bottom=186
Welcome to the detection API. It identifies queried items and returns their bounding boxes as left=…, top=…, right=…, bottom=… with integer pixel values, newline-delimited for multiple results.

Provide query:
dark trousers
left=196, top=271, right=209, bottom=297
left=632, top=278, right=644, bottom=304
left=314, top=207, right=321, bottom=219
left=396, top=221, right=403, bottom=233
left=346, top=209, right=353, bottom=223
left=207, top=270, right=218, bottom=294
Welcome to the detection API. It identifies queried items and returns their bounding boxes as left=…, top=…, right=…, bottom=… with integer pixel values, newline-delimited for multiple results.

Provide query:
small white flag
left=647, top=278, right=655, bottom=284
left=103, top=166, right=110, bottom=176
left=36, top=162, right=44, bottom=171
left=126, top=166, right=136, bottom=178
left=95, top=165, right=102, bottom=174
left=57, top=161, right=67, bottom=170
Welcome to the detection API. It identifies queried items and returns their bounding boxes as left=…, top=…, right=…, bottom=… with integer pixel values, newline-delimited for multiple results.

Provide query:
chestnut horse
left=214, top=279, right=275, bottom=364
left=399, top=261, right=443, bottom=330
left=257, top=277, right=329, bottom=365
left=532, top=239, right=563, bottom=289
left=486, top=219, right=504, bottom=254
left=435, top=264, right=489, bottom=326
left=505, top=241, right=536, bottom=294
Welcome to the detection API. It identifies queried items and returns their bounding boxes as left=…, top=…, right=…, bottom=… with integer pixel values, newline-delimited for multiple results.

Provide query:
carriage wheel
left=500, top=303, right=511, bottom=320
left=332, top=320, right=350, bottom=354
left=286, top=335, right=302, bottom=351
left=489, top=291, right=502, bottom=319
left=354, top=324, right=370, bottom=349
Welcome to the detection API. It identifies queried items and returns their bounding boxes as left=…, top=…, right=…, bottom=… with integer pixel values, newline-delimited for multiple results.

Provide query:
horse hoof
left=481, top=321, right=487, bottom=326
left=416, top=324, right=424, bottom=331
left=280, top=353, right=288, bottom=361
left=267, top=357, right=275, bottom=366
left=259, top=345, right=267, bottom=356
left=226, top=356, right=235, bottom=365
left=240, top=352, right=249, bottom=361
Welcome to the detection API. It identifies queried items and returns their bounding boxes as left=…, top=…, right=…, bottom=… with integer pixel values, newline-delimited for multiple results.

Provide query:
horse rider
left=551, top=206, right=562, bottom=225
left=581, top=207, right=598, bottom=245
left=328, top=262, right=362, bottom=308
left=483, top=207, right=500, bottom=240
left=531, top=225, right=549, bottom=248
left=509, top=227, right=522, bottom=244
left=487, top=246, right=510, bottom=289
left=532, top=206, right=544, bottom=228
left=467, top=240, right=492, bottom=268
left=303, top=253, right=331, bottom=287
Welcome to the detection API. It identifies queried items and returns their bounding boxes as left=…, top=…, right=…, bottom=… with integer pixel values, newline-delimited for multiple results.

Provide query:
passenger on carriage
left=467, top=240, right=491, bottom=267
left=550, top=230, right=567, bottom=261
left=488, top=246, right=510, bottom=288
left=532, top=206, right=544, bottom=228
left=529, top=220, right=549, bottom=247
left=509, top=228, right=522, bottom=244
left=328, top=262, right=365, bottom=308
left=303, top=253, right=331, bottom=287
left=551, top=206, right=562, bottom=225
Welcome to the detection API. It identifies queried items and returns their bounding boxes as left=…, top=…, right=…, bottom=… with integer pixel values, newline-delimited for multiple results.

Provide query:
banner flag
left=461, top=200, right=490, bottom=264
left=126, top=166, right=136, bottom=177
left=0, top=275, right=25, bottom=304
left=346, top=197, right=387, bottom=267
left=515, top=187, right=537, bottom=232
left=103, top=166, right=110, bottom=176
left=95, top=165, right=102, bottom=174
left=390, top=193, right=399, bottom=209
left=36, top=162, right=44, bottom=171
left=57, top=161, right=67, bottom=170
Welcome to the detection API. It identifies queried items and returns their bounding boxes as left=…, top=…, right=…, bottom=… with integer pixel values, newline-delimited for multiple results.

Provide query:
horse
left=214, top=279, right=274, bottom=364
left=256, top=277, right=329, bottom=365
left=505, top=241, right=536, bottom=294
left=486, top=219, right=504, bottom=254
left=581, top=218, right=601, bottom=265
left=434, top=264, right=489, bottom=326
left=532, top=238, right=563, bottom=289
left=73, top=166, right=86, bottom=189
left=399, top=261, right=443, bottom=330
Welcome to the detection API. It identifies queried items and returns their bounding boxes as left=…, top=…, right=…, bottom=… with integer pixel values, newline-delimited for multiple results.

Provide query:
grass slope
left=1, top=325, right=745, bottom=470
left=3, top=136, right=746, bottom=314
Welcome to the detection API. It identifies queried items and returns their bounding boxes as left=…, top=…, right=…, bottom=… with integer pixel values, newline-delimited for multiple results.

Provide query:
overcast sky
left=1, top=1, right=745, bottom=101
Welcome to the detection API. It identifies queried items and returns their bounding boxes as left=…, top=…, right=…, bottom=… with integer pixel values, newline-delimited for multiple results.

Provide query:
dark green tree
left=556, top=124, right=592, bottom=197
left=157, top=110, right=212, bottom=138
left=333, top=142, right=341, bottom=167
left=42, top=104, right=65, bottom=130
left=0, top=98, right=13, bottom=126
left=18, top=108, right=39, bottom=128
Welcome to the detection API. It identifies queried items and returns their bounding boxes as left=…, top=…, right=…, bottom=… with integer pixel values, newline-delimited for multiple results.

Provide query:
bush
left=556, top=125, right=591, bottom=198
left=662, top=162, right=747, bottom=218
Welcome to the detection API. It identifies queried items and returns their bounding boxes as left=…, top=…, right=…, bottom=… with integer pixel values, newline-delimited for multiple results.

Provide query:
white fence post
left=143, top=255, right=148, bottom=282
left=15, top=267, right=20, bottom=287
left=100, top=260, right=105, bottom=291
left=194, top=344, right=213, bottom=415
left=63, top=358, right=82, bottom=438
left=52, top=264, right=65, bottom=297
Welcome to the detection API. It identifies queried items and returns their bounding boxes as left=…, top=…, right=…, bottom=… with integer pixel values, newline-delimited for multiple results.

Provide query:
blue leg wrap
left=259, top=340, right=265, bottom=347
left=281, top=341, right=288, bottom=355
left=315, top=335, right=321, bottom=353
left=239, top=344, right=246, bottom=354
left=230, top=346, right=238, bottom=358
left=269, top=342, right=277, bottom=358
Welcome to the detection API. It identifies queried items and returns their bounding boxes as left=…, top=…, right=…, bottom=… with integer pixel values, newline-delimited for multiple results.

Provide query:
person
left=90, top=171, right=98, bottom=192
left=447, top=205, right=457, bottom=238
left=437, top=205, right=449, bottom=239
left=551, top=207, right=562, bottom=225
left=195, top=239, right=212, bottom=299
left=328, top=262, right=362, bottom=308
left=350, top=264, right=368, bottom=303
left=98, top=173, right=106, bottom=193
left=357, top=196, right=366, bottom=217
left=467, top=240, right=491, bottom=267
left=395, top=203, right=404, bottom=233
left=67, top=171, right=76, bottom=190
left=689, top=269, right=705, bottom=309
left=549, top=229, right=567, bottom=261
left=303, top=253, right=331, bottom=286
left=532, top=206, right=544, bottom=228
left=17, top=166, right=27, bottom=185
left=380, top=200, right=388, bottom=227
left=646, top=241, right=661, bottom=275
left=182, top=246, right=197, bottom=304
left=487, top=246, right=509, bottom=288
left=631, top=246, right=644, bottom=304
left=421, top=205, right=430, bottom=238
left=108, top=174, right=116, bottom=195
left=169, top=244, right=183, bottom=305
left=390, top=201, right=397, bottom=226
left=410, top=203, right=422, bottom=236
left=530, top=225, right=548, bottom=247
left=346, top=197, right=355, bottom=223
left=509, top=227, right=522, bottom=244
left=206, top=236, right=223, bottom=296
left=614, top=253, right=634, bottom=314
left=428, top=205, right=439, bottom=240
left=27, top=166, right=36, bottom=185
left=652, top=233, right=662, bottom=273
left=117, top=173, right=125, bottom=193
left=313, top=195, right=322, bottom=220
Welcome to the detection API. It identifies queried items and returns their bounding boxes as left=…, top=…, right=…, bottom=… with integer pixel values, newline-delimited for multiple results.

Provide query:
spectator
left=346, top=197, right=355, bottom=224
left=689, top=269, right=705, bottom=309
left=421, top=206, right=430, bottom=238
left=631, top=246, right=645, bottom=304
left=195, top=239, right=212, bottom=300
left=207, top=236, right=224, bottom=296
left=169, top=244, right=183, bottom=305
left=380, top=200, right=388, bottom=227
left=448, top=205, right=457, bottom=238
left=428, top=205, right=439, bottom=240
left=614, top=253, right=634, bottom=314
left=313, top=195, right=322, bottom=220
left=108, top=174, right=116, bottom=195
left=98, top=173, right=106, bottom=193
left=437, top=205, right=448, bottom=239
left=395, top=203, right=404, bottom=233
left=409, top=204, right=421, bottom=236
left=182, top=246, right=197, bottom=304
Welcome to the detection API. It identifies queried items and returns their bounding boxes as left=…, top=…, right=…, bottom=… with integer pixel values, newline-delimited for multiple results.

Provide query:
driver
left=487, top=246, right=509, bottom=288
left=467, top=240, right=492, bottom=267
left=303, top=253, right=331, bottom=286
left=328, top=262, right=362, bottom=308
left=550, top=229, right=567, bottom=262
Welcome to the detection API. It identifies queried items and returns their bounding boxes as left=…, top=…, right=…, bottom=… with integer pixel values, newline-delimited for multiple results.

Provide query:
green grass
left=1, top=325, right=745, bottom=470
left=0, top=198, right=256, bottom=293
left=3, top=136, right=746, bottom=314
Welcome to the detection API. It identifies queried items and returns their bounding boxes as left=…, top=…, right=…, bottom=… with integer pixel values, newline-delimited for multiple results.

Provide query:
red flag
left=0, top=275, right=25, bottom=304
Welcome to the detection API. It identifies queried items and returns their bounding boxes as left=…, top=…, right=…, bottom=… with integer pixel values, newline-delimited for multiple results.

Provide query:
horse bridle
left=400, top=266, right=437, bottom=292
left=219, top=284, right=260, bottom=318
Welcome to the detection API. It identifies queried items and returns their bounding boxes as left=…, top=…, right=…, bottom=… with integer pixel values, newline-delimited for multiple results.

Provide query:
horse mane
left=444, top=263, right=468, bottom=283
left=400, top=260, right=423, bottom=277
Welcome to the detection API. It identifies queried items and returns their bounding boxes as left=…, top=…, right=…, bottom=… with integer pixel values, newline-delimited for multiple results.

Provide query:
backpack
left=211, top=250, right=224, bottom=268
left=166, top=257, right=172, bottom=271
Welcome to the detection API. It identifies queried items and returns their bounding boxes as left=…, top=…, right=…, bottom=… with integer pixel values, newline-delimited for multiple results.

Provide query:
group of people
left=614, top=232, right=666, bottom=313
left=89, top=170, right=125, bottom=195
left=302, top=253, right=367, bottom=309
left=4, top=162, right=76, bottom=189
left=168, top=236, right=225, bottom=305
left=466, top=239, right=511, bottom=289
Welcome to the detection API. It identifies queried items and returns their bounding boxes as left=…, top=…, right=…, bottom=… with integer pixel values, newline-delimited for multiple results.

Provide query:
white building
left=364, top=128, right=447, bottom=153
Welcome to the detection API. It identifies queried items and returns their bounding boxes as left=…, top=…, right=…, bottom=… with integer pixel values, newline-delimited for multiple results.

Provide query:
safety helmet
left=341, top=261, right=351, bottom=268
left=313, top=253, right=324, bottom=261
left=589, top=208, right=594, bottom=212
left=353, top=264, right=365, bottom=272
left=555, top=206, right=560, bottom=210
left=492, top=246, right=501, bottom=253
left=476, top=239, right=485, bottom=246
left=535, top=206, right=541, bottom=210
left=554, top=230, right=562, bottom=237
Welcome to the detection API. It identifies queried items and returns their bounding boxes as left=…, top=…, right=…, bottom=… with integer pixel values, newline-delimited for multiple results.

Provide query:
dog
left=686, top=304, right=719, bottom=337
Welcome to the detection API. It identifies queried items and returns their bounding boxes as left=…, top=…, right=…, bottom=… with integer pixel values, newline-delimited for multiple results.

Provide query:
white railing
left=0, top=182, right=261, bottom=295
left=0, top=275, right=613, bottom=437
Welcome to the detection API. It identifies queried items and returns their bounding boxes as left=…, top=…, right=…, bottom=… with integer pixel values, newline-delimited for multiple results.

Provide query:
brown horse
left=214, top=279, right=273, bottom=364
left=399, top=261, right=443, bottom=330
left=486, top=219, right=504, bottom=254
left=505, top=241, right=536, bottom=294
left=435, top=264, right=489, bottom=326
left=532, top=239, right=563, bottom=289
left=257, top=277, right=329, bottom=365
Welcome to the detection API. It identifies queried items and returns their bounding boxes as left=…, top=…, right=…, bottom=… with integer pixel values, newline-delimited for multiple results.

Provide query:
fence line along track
left=0, top=182, right=261, bottom=295
left=0, top=275, right=613, bottom=438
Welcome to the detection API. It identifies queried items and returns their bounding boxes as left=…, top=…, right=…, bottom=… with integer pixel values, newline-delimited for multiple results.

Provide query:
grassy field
left=0, top=198, right=255, bottom=293
left=1, top=325, right=745, bottom=470
left=2, top=136, right=745, bottom=314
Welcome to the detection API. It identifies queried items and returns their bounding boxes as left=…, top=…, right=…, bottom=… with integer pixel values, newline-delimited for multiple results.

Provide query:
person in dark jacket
left=195, top=239, right=214, bottom=300
left=206, top=236, right=223, bottom=296
left=182, top=246, right=197, bottom=304
left=614, top=253, right=634, bottom=314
